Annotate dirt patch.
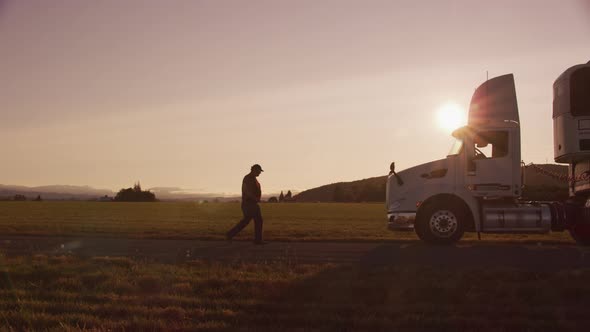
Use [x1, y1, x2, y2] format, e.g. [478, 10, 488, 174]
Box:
[1, 235, 589, 270]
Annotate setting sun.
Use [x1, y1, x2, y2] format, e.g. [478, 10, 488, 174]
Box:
[436, 102, 467, 133]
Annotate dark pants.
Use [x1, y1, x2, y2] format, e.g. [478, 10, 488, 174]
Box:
[227, 202, 263, 242]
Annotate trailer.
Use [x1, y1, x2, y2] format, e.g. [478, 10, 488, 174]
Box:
[386, 61, 590, 245]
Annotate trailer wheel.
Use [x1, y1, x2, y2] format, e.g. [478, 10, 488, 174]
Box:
[569, 224, 590, 246]
[415, 200, 465, 245]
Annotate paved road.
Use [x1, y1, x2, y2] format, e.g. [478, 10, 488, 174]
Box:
[1, 235, 590, 270]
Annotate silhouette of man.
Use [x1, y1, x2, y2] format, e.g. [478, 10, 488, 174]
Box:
[226, 164, 266, 244]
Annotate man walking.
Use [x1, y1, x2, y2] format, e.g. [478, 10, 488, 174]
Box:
[226, 164, 266, 244]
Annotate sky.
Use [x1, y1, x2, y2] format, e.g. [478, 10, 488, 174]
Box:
[1, 0, 590, 195]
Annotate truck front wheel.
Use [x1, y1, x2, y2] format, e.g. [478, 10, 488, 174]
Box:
[415, 201, 466, 245]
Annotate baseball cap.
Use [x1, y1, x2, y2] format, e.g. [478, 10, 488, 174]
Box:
[251, 164, 264, 172]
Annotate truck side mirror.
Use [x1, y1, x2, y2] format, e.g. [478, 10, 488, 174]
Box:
[389, 162, 404, 185]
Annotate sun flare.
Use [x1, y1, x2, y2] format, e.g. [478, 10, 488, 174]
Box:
[436, 102, 467, 133]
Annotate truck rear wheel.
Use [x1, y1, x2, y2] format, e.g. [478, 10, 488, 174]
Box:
[569, 224, 590, 246]
[416, 200, 465, 245]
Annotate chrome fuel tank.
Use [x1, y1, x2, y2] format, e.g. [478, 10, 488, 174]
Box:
[482, 204, 552, 233]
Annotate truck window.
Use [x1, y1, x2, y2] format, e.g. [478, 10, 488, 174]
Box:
[571, 67, 590, 116]
[447, 138, 463, 156]
[473, 131, 508, 159]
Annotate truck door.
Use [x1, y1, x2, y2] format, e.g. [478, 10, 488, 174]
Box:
[465, 129, 516, 197]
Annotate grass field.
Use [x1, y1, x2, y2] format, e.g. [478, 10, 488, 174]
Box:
[0, 254, 589, 331]
[0, 202, 586, 330]
[0, 201, 575, 243]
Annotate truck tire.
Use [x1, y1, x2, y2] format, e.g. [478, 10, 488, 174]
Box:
[415, 200, 466, 245]
[569, 224, 590, 246]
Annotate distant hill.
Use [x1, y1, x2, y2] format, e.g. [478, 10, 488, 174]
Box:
[0, 184, 115, 201]
[294, 164, 569, 203]
[0, 164, 570, 202]
[521, 164, 568, 201]
[149, 187, 240, 202]
[0, 184, 239, 202]
[294, 176, 387, 203]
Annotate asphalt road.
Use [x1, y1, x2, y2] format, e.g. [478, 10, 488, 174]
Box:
[1, 235, 590, 270]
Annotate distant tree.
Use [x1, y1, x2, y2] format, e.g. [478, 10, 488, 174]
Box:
[357, 183, 386, 202]
[33, 195, 43, 201]
[13, 194, 26, 201]
[114, 182, 157, 202]
[267, 196, 278, 203]
[279, 191, 284, 202]
[333, 184, 354, 202]
[285, 190, 292, 200]
[333, 185, 344, 202]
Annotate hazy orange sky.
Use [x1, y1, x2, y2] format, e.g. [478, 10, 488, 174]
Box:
[1, 0, 590, 195]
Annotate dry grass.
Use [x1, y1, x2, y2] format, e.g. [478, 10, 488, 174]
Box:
[0, 202, 582, 330]
[0, 201, 575, 244]
[0, 254, 588, 331]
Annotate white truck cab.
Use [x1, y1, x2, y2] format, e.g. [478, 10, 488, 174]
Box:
[387, 63, 590, 245]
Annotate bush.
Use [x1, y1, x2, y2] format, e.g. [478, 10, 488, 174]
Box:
[13, 194, 26, 201]
[114, 182, 157, 202]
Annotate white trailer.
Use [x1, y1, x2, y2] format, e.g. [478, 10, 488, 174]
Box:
[386, 61, 590, 245]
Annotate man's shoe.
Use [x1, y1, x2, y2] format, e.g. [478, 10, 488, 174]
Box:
[253, 240, 268, 245]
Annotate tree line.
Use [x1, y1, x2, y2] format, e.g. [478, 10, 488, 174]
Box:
[332, 182, 386, 202]
[0, 194, 43, 201]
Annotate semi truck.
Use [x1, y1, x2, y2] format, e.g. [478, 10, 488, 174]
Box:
[386, 61, 590, 245]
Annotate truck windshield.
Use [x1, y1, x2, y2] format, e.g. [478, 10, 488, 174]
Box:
[448, 138, 463, 156]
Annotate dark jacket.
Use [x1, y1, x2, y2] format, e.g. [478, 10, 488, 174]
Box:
[242, 173, 261, 204]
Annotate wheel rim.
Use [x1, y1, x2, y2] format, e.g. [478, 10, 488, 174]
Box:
[429, 210, 458, 238]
